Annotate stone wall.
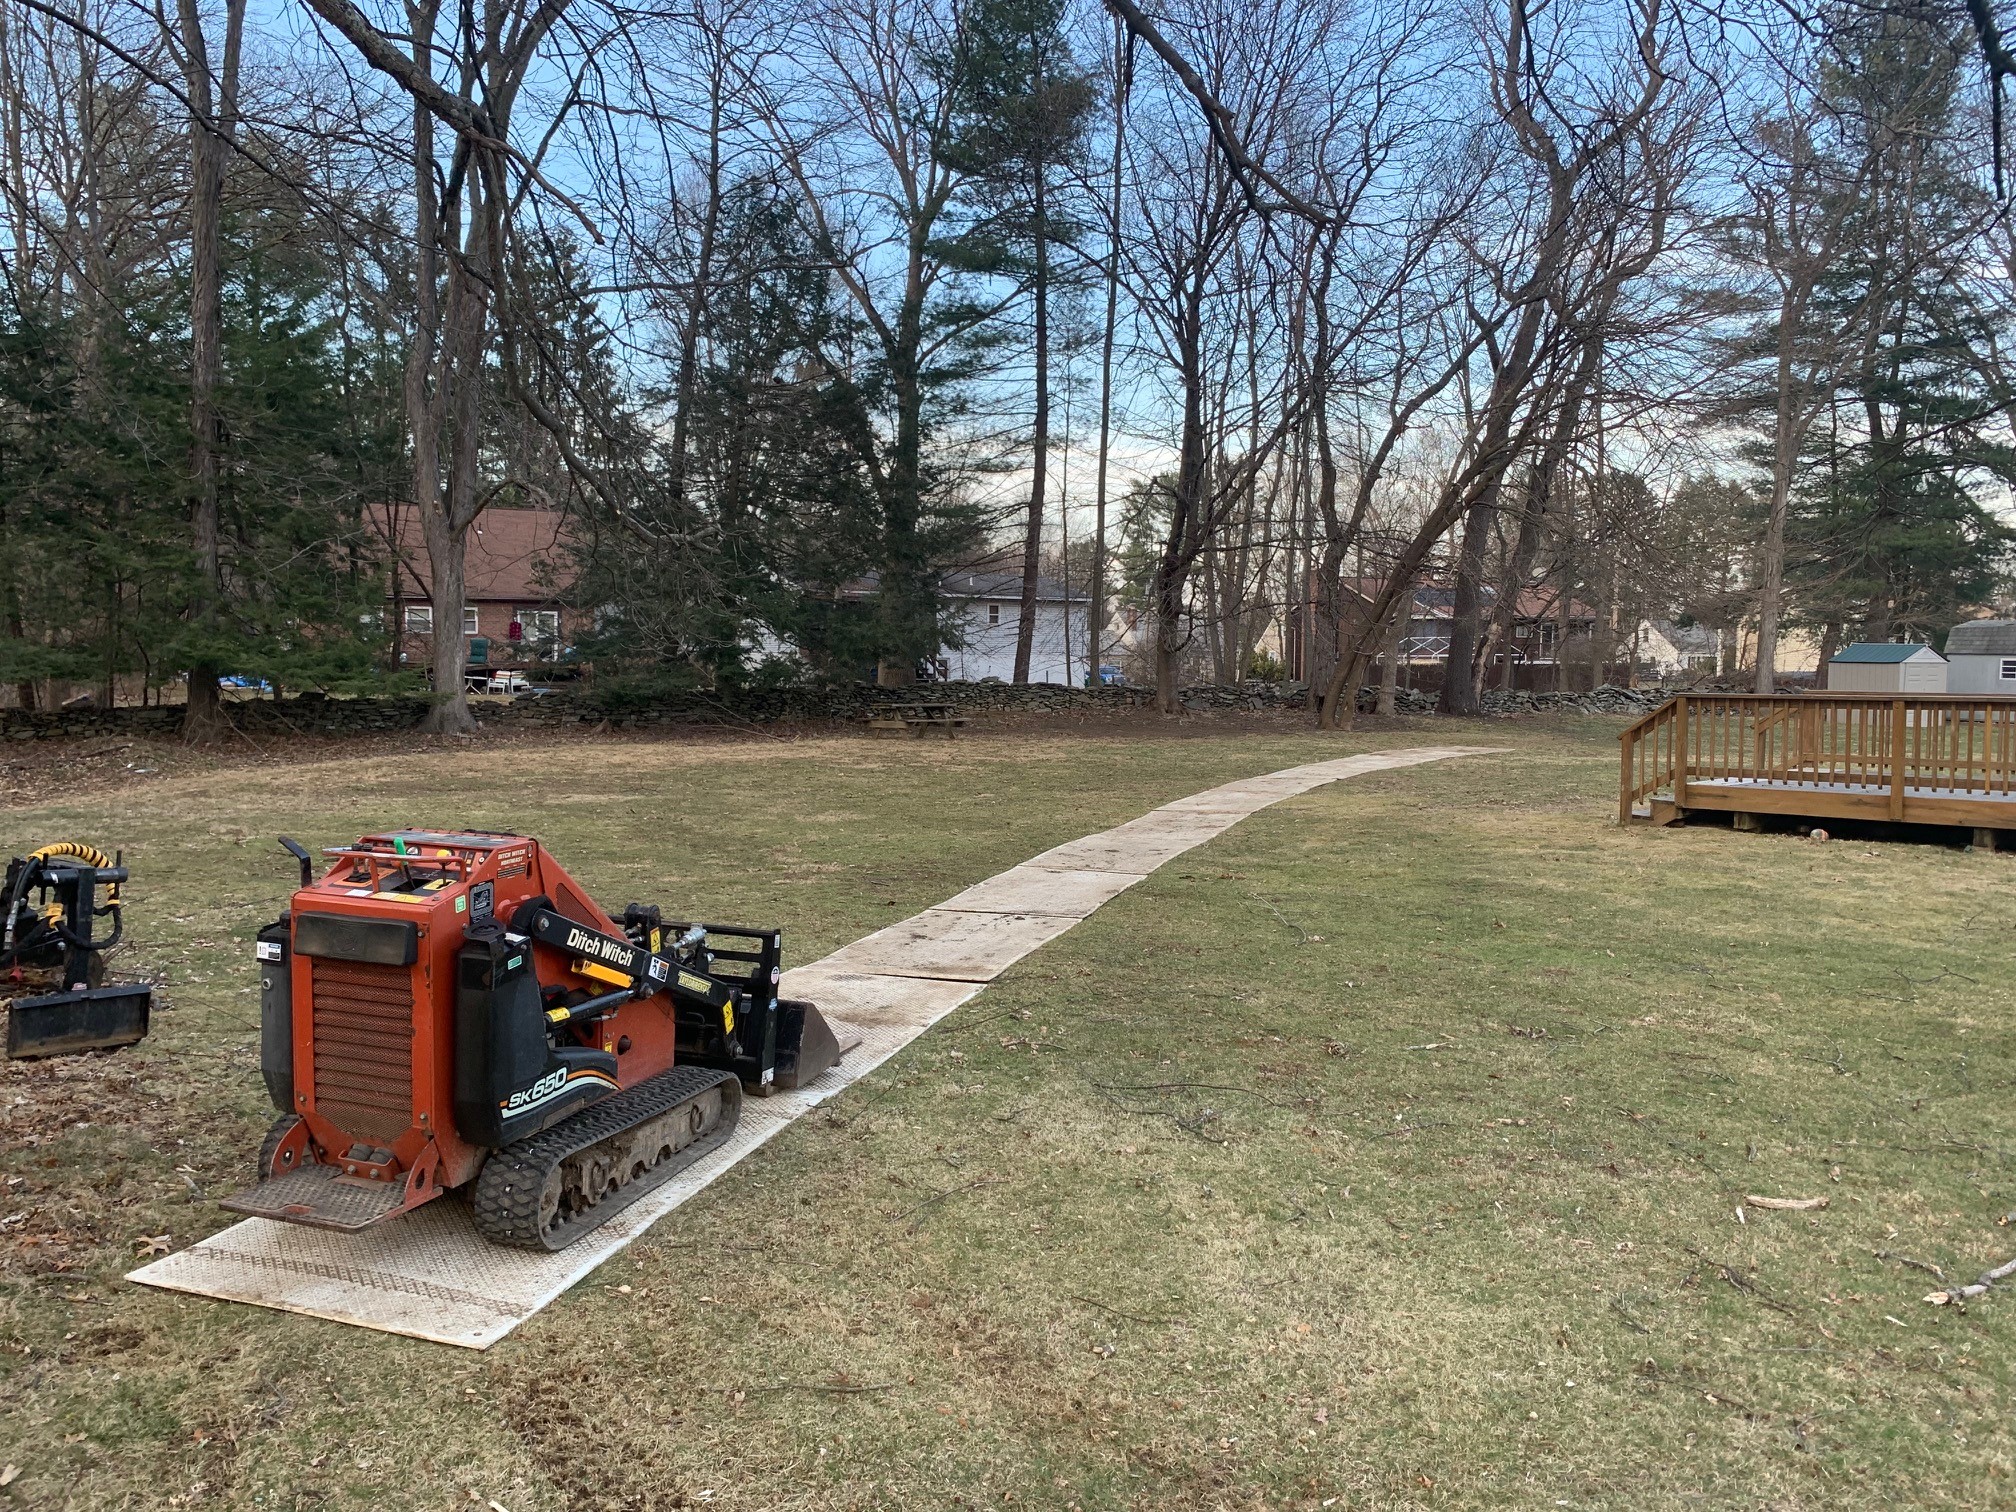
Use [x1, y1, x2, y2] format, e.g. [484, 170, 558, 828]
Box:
[1, 678, 1667, 745]
[0, 681, 1155, 743]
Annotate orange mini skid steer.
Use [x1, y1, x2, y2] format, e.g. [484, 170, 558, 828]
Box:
[222, 830, 841, 1250]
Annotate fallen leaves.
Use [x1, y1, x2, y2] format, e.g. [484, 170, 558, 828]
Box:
[132, 1233, 172, 1258]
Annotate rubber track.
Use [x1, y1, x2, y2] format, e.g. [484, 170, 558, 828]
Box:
[256, 1115, 302, 1179]
[471, 1065, 741, 1251]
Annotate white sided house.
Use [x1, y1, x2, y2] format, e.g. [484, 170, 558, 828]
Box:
[1943, 620, 2016, 695]
[935, 570, 1091, 685]
[1826, 642, 1948, 694]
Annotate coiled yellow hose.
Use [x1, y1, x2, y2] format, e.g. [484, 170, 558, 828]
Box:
[25, 842, 119, 901]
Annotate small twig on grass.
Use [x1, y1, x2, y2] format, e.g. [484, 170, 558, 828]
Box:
[1092, 1081, 1279, 1100]
[1685, 1246, 1800, 1318]
[1873, 1250, 1945, 1282]
[1744, 1195, 1829, 1212]
[945, 1008, 1033, 1037]
[895, 1176, 1003, 1233]
[1251, 896, 1309, 943]
[1923, 1254, 2016, 1306]
[1373, 1121, 1454, 1140]
[1608, 1295, 1652, 1335]
[1070, 1294, 1178, 1326]
[744, 1381, 897, 1395]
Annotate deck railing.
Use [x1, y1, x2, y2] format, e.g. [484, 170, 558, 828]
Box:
[1618, 693, 2016, 823]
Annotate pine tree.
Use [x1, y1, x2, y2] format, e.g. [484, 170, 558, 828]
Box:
[1788, 10, 2015, 643]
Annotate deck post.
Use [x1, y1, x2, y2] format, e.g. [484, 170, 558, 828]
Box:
[1890, 698, 1907, 821]
[1618, 730, 1633, 825]
[1673, 696, 1690, 811]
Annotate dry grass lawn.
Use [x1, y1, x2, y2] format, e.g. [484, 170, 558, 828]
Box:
[1, 713, 2012, 1510]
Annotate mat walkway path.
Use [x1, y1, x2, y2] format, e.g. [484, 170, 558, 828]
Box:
[130, 745, 1506, 1347]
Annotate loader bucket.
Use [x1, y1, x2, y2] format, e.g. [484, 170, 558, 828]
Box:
[5, 984, 152, 1059]
[772, 997, 842, 1091]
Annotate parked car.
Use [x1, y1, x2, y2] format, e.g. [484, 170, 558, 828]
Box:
[1097, 664, 1124, 686]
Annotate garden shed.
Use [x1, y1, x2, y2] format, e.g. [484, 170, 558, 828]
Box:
[1943, 620, 2016, 695]
[1826, 642, 1948, 693]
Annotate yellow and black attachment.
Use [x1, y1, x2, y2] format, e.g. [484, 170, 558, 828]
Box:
[2, 842, 151, 1059]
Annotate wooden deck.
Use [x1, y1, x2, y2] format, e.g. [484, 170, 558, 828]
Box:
[1620, 693, 2016, 836]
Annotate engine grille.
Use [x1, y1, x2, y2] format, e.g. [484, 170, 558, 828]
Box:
[309, 958, 415, 1142]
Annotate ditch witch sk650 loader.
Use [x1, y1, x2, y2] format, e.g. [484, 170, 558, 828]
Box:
[222, 830, 841, 1251]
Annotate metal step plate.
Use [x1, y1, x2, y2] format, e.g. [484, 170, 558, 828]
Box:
[219, 1163, 409, 1232]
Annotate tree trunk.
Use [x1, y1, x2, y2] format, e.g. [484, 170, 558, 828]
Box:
[1439, 500, 1494, 715]
[1013, 154, 1049, 684]
[1754, 306, 1800, 695]
[1089, 19, 1128, 686]
[1307, 398, 1346, 725]
[177, 0, 245, 745]
[1813, 620, 1841, 688]
[1376, 594, 1405, 716]
[666, 72, 725, 513]
[401, 0, 478, 737]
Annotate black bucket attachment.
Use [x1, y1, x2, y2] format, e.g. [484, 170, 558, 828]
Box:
[773, 997, 842, 1091]
[5, 983, 152, 1060]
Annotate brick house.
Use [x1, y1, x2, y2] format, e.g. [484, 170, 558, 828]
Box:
[366, 504, 579, 682]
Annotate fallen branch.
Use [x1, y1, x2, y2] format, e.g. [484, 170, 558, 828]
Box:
[1070, 1294, 1177, 1326]
[1685, 1247, 1799, 1318]
[895, 1176, 1003, 1233]
[1924, 1254, 2016, 1306]
[1744, 1195, 1829, 1212]
[1373, 1121, 1455, 1140]
[1092, 1081, 1278, 1099]
[1873, 1250, 1945, 1282]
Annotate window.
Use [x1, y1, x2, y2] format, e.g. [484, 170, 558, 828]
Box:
[515, 609, 560, 653]
[404, 604, 433, 635]
[1999, 658, 2016, 681]
[988, 602, 1001, 625]
[463, 606, 480, 635]
[1537, 622, 1557, 657]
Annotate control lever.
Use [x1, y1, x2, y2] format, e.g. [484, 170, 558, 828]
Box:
[277, 836, 313, 890]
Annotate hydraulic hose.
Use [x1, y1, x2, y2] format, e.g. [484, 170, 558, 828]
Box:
[4, 843, 124, 963]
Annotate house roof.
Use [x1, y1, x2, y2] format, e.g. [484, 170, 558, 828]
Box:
[941, 569, 1088, 604]
[1944, 619, 2016, 656]
[367, 502, 573, 603]
[1340, 578, 1595, 622]
[841, 568, 1090, 604]
[1647, 618, 1719, 656]
[1831, 642, 1944, 664]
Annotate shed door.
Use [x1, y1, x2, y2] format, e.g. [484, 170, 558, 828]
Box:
[1902, 660, 1948, 693]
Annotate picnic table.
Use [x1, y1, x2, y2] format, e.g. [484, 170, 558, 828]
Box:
[865, 700, 969, 739]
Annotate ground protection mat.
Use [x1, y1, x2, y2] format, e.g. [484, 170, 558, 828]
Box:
[128, 745, 1505, 1346]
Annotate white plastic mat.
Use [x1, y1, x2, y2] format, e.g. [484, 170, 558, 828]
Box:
[127, 745, 1502, 1347]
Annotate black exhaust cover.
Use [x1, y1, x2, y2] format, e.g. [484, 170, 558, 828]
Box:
[257, 918, 294, 1112]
